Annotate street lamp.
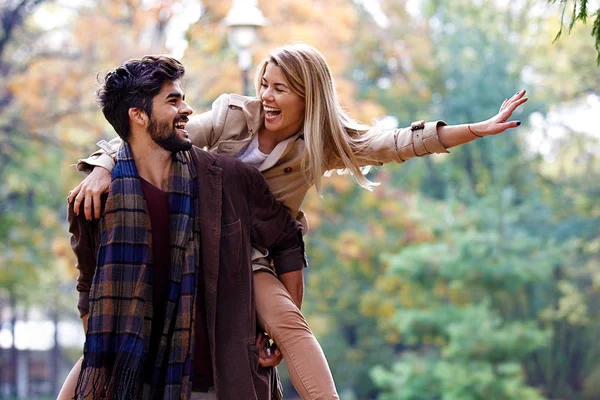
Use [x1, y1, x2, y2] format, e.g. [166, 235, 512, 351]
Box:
[224, 0, 266, 96]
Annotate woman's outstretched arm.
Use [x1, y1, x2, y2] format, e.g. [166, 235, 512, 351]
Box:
[437, 89, 527, 148]
[328, 89, 528, 170]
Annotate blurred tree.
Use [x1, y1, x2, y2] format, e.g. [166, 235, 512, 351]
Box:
[0, 0, 48, 106]
[305, 0, 599, 398]
[369, 192, 561, 399]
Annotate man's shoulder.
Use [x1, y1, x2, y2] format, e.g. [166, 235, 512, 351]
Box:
[189, 146, 259, 177]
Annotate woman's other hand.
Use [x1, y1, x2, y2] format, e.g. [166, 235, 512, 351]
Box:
[256, 332, 283, 368]
[68, 167, 111, 220]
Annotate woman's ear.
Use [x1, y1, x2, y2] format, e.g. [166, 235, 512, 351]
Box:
[128, 108, 147, 127]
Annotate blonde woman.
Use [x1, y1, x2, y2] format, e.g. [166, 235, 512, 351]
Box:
[65, 43, 527, 399]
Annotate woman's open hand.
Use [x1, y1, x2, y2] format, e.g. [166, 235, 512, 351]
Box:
[470, 89, 528, 137]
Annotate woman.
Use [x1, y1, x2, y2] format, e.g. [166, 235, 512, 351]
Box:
[64, 43, 527, 399]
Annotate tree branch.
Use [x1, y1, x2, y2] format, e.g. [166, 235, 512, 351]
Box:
[549, 0, 600, 64]
[0, 0, 47, 61]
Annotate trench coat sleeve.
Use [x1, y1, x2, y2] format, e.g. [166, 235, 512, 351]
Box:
[248, 167, 307, 276]
[68, 202, 98, 318]
[76, 137, 121, 174]
[327, 120, 450, 169]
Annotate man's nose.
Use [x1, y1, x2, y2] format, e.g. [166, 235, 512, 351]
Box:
[180, 101, 193, 115]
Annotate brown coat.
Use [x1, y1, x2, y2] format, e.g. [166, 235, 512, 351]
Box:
[79, 94, 449, 225]
[69, 146, 307, 399]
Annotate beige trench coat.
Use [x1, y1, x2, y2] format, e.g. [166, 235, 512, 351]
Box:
[80, 93, 449, 228]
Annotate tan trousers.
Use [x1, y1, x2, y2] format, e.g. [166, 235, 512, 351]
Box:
[254, 271, 339, 400]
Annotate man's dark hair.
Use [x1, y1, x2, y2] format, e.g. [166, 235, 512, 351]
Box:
[97, 55, 185, 141]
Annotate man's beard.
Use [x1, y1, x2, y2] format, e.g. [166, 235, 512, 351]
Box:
[148, 116, 192, 152]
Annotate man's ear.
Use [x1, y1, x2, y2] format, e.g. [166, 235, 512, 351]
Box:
[128, 108, 147, 127]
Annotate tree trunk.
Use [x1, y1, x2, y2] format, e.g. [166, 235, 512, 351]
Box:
[462, 145, 478, 194]
[9, 290, 17, 398]
[51, 307, 60, 397]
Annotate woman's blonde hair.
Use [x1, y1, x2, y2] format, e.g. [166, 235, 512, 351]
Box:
[254, 43, 380, 194]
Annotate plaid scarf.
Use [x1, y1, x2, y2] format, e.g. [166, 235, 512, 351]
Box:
[75, 142, 200, 400]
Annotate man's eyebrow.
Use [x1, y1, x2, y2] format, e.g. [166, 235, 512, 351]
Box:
[166, 92, 184, 100]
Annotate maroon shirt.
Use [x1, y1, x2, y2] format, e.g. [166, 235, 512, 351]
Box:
[140, 178, 213, 391]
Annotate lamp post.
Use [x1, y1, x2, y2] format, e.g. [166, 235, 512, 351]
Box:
[224, 0, 266, 96]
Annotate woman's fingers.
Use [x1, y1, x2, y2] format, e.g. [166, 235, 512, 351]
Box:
[71, 168, 112, 219]
[501, 121, 521, 131]
[499, 96, 528, 121]
[501, 90, 527, 111]
[502, 97, 528, 119]
[511, 96, 528, 110]
[73, 189, 83, 216]
[68, 183, 82, 204]
[93, 191, 102, 221]
[72, 184, 99, 220]
[510, 89, 526, 101]
[83, 191, 93, 221]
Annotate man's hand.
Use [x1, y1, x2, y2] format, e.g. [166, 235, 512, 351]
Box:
[256, 332, 282, 368]
[68, 167, 111, 220]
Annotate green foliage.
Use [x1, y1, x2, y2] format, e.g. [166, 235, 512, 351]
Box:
[549, 0, 600, 64]
[0, 127, 75, 310]
[372, 356, 545, 400]
[365, 188, 556, 398]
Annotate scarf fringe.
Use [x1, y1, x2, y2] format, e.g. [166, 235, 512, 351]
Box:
[73, 361, 142, 400]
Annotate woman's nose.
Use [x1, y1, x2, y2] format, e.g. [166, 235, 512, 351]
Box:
[261, 86, 274, 101]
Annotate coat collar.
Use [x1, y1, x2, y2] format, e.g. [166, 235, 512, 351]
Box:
[258, 131, 303, 172]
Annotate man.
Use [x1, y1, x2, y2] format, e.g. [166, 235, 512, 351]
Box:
[64, 55, 306, 399]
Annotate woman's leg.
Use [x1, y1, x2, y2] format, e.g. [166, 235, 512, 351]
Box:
[57, 356, 83, 400]
[254, 271, 339, 400]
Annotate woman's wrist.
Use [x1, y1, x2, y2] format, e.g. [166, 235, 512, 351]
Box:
[468, 124, 483, 138]
[467, 122, 489, 138]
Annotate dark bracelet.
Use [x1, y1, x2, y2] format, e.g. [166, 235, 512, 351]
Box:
[468, 125, 484, 138]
